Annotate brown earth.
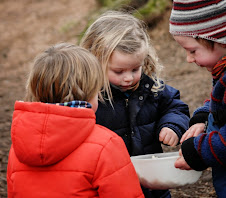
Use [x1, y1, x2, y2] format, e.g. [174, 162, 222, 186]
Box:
[0, 0, 216, 197]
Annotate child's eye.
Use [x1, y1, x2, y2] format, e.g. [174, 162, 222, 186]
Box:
[133, 68, 139, 72]
[190, 50, 195, 54]
[114, 71, 122, 74]
[133, 66, 142, 72]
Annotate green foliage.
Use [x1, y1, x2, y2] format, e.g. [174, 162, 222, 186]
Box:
[76, 0, 171, 42]
[77, 0, 131, 42]
[134, 0, 170, 20]
[97, 0, 131, 7]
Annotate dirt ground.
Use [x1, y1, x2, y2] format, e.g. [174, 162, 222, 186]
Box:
[0, 0, 216, 197]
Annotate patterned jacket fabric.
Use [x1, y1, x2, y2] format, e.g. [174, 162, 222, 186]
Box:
[96, 74, 190, 198]
[181, 56, 226, 197]
[7, 101, 144, 198]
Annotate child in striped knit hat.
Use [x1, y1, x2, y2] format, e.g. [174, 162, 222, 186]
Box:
[169, 0, 226, 197]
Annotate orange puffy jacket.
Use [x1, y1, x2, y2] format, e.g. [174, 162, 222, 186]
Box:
[7, 101, 144, 198]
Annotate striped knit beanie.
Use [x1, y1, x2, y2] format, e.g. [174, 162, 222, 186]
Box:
[169, 0, 226, 44]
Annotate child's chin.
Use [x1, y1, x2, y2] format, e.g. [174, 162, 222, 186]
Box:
[120, 87, 131, 92]
[120, 88, 127, 92]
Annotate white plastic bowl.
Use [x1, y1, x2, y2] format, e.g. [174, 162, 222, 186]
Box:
[130, 151, 202, 190]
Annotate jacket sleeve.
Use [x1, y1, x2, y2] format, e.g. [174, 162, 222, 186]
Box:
[92, 135, 144, 198]
[182, 73, 226, 169]
[189, 100, 210, 127]
[157, 85, 190, 139]
[181, 123, 226, 170]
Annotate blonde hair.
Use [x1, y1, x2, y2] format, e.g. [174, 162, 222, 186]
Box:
[80, 10, 164, 102]
[25, 43, 103, 103]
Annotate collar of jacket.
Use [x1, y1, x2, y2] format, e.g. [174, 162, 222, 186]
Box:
[52, 100, 92, 108]
[212, 55, 226, 80]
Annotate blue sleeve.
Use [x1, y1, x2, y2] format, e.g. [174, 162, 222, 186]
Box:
[182, 72, 226, 169]
[181, 124, 226, 170]
[193, 100, 210, 115]
[189, 100, 210, 126]
[157, 84, 190, 139]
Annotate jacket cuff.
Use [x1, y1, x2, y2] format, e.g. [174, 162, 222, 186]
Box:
[189, 112, 209, 127]
[181, 137, 208, 171]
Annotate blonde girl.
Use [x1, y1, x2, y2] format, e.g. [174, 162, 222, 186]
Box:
[81, 10, 163, 101]
[80, 10, 190, 198]
[7, 43, 144, 198]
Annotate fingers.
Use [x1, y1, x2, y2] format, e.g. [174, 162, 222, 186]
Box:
[178, 149, 182, 156]
[159, 129, 167, 142]
[159, 128, 179, 147]
[180, 132, 189, 143]
[180, 123, 206, 143]
[174, 157, 186, 169]
[168, 136, 178, 147]
[174, 156, 192, 170]
[180, 130, 194, 143]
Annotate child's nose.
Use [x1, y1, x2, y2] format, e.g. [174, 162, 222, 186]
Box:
[124, 72, 133, 82]
[186, 52, 195, 63]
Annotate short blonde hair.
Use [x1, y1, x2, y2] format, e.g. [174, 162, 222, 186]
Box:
[80, 10, 163, 102]
[25, 43, 103, 103]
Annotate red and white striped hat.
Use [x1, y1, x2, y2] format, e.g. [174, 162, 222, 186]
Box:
[169, 0, 226, 44]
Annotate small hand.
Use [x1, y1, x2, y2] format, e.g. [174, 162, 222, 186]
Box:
[159, 127, 179, 147]
[180, 123, 205, 143]
[174, 149, 192, 170]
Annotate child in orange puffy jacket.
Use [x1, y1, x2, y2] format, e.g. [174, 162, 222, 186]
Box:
[7, 43, 144, 198]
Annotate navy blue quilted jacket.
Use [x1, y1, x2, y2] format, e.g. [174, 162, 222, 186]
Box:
[96, 74, 190, 198]
[96, 74, 190, 156]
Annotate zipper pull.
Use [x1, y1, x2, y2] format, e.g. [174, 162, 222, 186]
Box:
[125, 99, 129, 107]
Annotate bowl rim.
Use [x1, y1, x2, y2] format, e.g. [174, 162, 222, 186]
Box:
[130, 151, 179, 160]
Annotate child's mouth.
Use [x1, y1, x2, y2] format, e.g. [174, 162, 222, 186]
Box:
[121, 85, 130, 89]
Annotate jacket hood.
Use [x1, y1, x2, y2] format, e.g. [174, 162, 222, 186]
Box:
[11, 101, 96, 166]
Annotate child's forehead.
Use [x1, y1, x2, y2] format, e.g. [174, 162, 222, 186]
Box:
[113, 48, 147, 59]
[174, 35, 198, 47]
[109, 50, 145, 67]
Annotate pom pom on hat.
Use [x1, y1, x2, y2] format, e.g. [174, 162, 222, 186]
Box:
[169, 0, 226, 44]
